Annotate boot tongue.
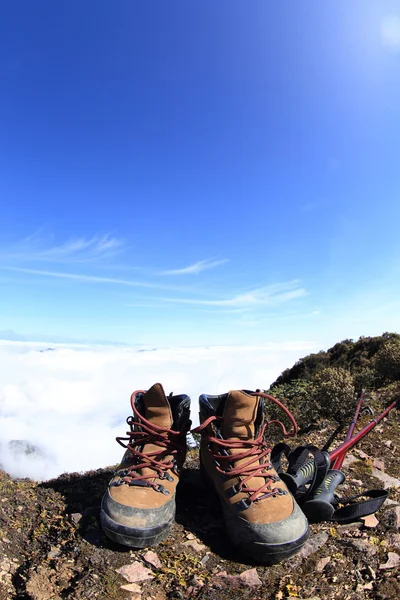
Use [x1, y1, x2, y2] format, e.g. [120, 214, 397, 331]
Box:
[222, 390, 260, 440]
[141, 383, 173, 429]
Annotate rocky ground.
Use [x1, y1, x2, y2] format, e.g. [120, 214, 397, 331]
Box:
[0, 402, 399, 600]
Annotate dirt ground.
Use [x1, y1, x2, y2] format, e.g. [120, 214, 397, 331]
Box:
[0, 406, 399, 600]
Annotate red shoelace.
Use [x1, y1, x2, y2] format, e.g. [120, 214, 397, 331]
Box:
[114, 390, 185, 492]
[192, 392, 298, 503]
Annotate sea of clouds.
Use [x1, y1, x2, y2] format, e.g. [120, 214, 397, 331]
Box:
[0, 339, 318, 481]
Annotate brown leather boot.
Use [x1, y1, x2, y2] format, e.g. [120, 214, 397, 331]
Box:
[101, 383, 191, 547]
[193, 389, 309, 563]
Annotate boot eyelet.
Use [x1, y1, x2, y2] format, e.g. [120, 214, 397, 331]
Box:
[155, 484, 170, 495]
[236, 498, 253, 512]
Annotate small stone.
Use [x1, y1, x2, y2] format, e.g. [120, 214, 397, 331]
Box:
[120, 583, 141, 593]
[239, 568, 262, 587]
[342, 455, 357, 468]
[143, 551, 161, 569]
[354, 449, 370, 460]
[387, 533, 400, 550]
[371, 469, 400, 490]
[363, 582, 374, 590]
[379, 552, 400, 570]
[361, 514, 379, 528]
[47, 546, 61, 560]
[366, 565, 376, 580]
[346, 539, 378, 557]
[384, 506, 400, 530]
[186, 533, 195, 540]
[384, 440, 392, 448]
[316, 556, 331, 572]
[183, 539, 206, 552]
[298, 532, 329, 560]
[69, 512, 82, 525]
[350, 479, 363, 486]
[336, 522, 362, 535]
[191, 575, 204, 588]
[373, 459, 384, 471]
[116, 561, 154, 583]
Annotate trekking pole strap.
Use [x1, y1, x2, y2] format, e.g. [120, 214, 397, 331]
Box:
[329, 489, 390, 524]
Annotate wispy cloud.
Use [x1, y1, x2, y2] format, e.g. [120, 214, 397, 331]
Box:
[160, 258, 228, 276]
[381, 15, 400, 50]
[158, 280, 307, 308]
[2, 233, 124, 264]
[1, 266, 168, 289]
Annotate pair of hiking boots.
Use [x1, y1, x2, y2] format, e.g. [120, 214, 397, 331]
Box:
[100, 383, 309, 564]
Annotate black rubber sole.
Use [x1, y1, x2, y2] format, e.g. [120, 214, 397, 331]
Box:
[100, 509, 173, 548]
[200, 461, 309, 564]
[238, 526, 309, 564]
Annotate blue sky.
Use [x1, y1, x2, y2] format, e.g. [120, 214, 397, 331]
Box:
[1, 1, 400, 347]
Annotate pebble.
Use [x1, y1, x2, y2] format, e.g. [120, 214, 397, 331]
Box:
[183, 539, 206, 552]
[143, 551, 161, 569]
[69, 512, 82, 525]
[116, 561, 154, 583]
[361, 514, 379, 528]
[373, 459, 385, 471]
[379, 552, 400, 569]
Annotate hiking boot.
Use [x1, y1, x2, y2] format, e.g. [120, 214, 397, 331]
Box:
[193, 389, 309, 563]
[101, 383, 191, 548]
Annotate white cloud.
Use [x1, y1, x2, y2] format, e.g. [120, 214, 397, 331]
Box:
[161, 258, 228, 276]
[159, 281, 307, 308]
[0, 339, 318, 480]
[1, 233, 124, 264]
[381, 15, 400, 50]
[1, 266, 168, 289]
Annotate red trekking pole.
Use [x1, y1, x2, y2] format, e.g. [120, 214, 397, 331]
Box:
[329, 395, 398, 468]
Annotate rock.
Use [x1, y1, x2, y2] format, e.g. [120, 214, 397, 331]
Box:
[183, 539, 206, 552]
[190, 574, 204, 588]
[213, 568, 261, 588]
[345, 539, 378, 557]
[336, 522, 362, 535]
[143, 551, 161, 569]
[120, 583, 142, 593]
[239, 568, 262, 587]
[214, 571, 241, 588]
[350, 479, 363, 486]
[116, 561, 154, 583]
[342, 455, 358, 468]
[382, 506, 400, 530]
[298, 532, 329, 560]
[354, 449, 370, 460]
[371, 469, 400, 490]
[384, 440, 392, 448]
[379, 552, 400, 570]
[316, 556, 331, 572]
[69, 513, 82, 525]
[47, 545, 61, 560]
[186, 532, 195, 539]
[373, 459, 385, 471]
[386, 533, 400, 550]
[361, 514, 379, 528]
[363, 581, 374, 590]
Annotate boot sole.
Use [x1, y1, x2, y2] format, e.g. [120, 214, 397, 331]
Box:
[200, 462, 309, 564]
[100, 509, 173, 548]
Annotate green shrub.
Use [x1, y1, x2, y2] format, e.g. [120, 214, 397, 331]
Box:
[312, 366, 356, 423]
[374, 340, 400, 385]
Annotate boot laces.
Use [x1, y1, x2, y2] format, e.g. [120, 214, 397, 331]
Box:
[114, 390, 185, 493]
[192, 391, 298, 503]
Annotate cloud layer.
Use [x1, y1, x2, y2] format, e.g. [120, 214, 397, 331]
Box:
[0, 339, 317, 480]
